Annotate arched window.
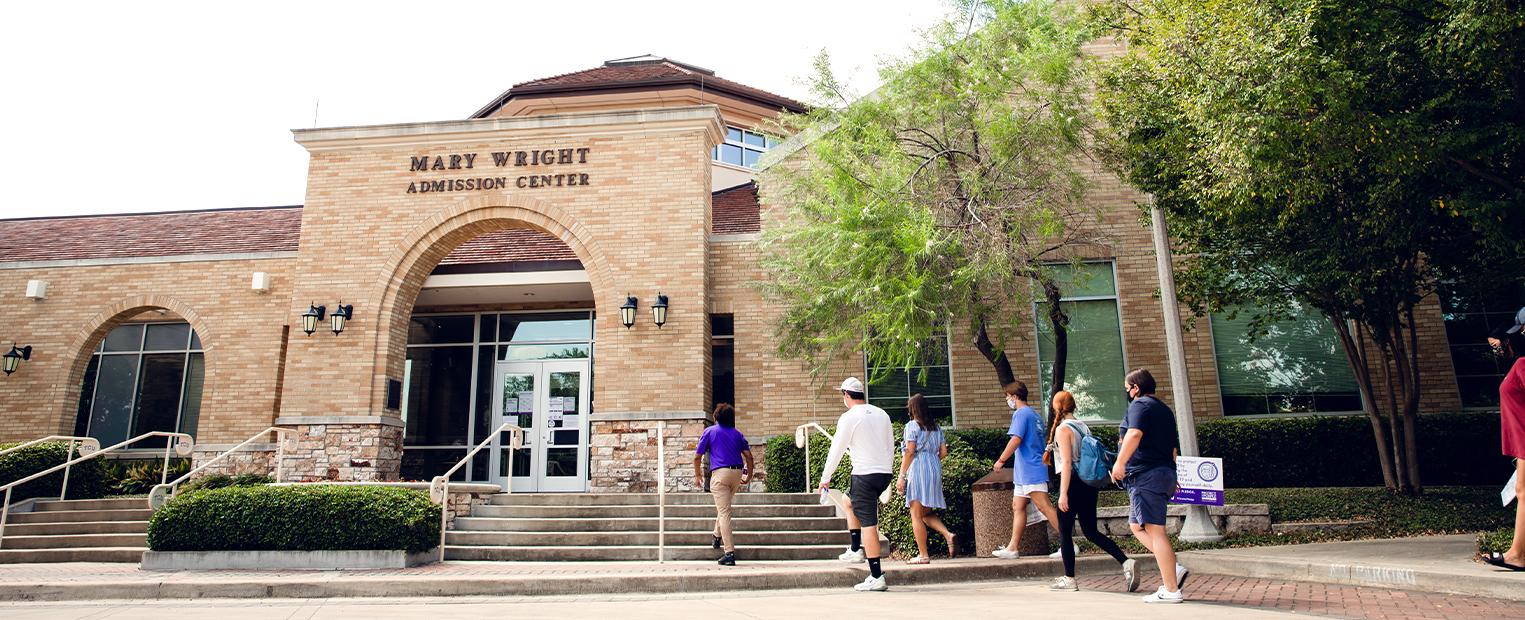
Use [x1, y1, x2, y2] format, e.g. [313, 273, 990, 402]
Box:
[74, 321, 204, 447]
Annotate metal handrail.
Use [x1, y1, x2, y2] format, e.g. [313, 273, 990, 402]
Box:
[794, 421, 891, 505]
[0, 431, 192, 549]
[428, 422, 524, 562]
[147, 427, 296, 510]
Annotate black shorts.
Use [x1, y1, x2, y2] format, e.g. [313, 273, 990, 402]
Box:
[849, 473, 893, 527]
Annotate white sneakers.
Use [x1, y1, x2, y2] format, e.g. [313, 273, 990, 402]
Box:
[1047, 544, 1080, 559]
[854, 574, 888, 592]
[1123, 558, 1140, 592]
[1049, 576, 1078, 591]
[1142, 586, 1184, 603]
[1175, 563, 1191, 589]
[992, 545, 1021, 560]
[838, 547, 866, 563]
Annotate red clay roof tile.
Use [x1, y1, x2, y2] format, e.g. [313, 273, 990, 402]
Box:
[0, 207, 303, 262]
[712, 182, 761, 235]
[472, 57, 807, 118]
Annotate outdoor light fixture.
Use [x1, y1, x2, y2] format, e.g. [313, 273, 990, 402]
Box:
[2, 344, 31, 376]
[652, 294, 669, 328]
[300, 303, 326, 336]
[330, 303, 353, 336]
[620, 296, 638, 329]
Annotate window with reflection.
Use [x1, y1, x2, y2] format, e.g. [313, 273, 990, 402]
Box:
[1035, 262, 1128, 421]
[865, 333, 955, 426]
[712, 126, 778, 168]
[1210, 305, 1361, 415]
[75, 322, 204, 448]
[1440, 284, 1525, 408]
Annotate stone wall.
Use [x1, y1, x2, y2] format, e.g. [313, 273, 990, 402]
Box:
[188, 444, 278, 479]
[589, 417, 706, 493]
[276, 418, 403, 482]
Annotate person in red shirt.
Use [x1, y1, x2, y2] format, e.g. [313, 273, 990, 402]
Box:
[1486, 318, 1525, 571]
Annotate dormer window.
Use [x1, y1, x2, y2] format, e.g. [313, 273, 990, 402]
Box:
[713, 126, 779, 168]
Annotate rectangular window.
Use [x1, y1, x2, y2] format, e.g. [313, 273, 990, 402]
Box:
[1035, 262, 1128, 421]
[712, 126, 773, 169]
[1210, 307, 1361, 415]
[710, 314, 735, 410]
[866, 333, 955, 426]
[1440, 284, 1525, 408]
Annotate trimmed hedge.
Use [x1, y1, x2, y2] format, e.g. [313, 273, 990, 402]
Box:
[180, 473, 274, 493]
[0, 441, 107, 501]
[765, 412, 1510, 491]
[148, 485, 440, 553]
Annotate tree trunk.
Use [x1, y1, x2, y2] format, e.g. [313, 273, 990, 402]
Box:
[1042, 279, 1070, 402]
[1378, 342, 1411, 494]
[1333, 318, 1399, 491]
[1397, 309, 1425, 493]
[973, 319, 1016, 387]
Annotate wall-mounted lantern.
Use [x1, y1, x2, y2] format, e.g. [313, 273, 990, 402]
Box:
[620, 296, 638, 329]
[652, 294, 669, 329]
[300, 303, 327, 336]
[2, 344, 31, 375]
[330, 304, 353, 336]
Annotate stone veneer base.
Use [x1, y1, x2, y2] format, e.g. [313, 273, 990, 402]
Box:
[141, 548, 439, 571]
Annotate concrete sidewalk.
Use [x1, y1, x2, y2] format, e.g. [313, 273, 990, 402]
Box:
[0, 555, 1125, 601]
[1180, 534, 1524, 602]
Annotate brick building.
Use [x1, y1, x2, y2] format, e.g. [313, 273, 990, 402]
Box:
[0, 55, 1515, 493]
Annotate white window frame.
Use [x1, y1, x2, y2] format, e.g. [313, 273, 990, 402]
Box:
[712, 126, 777, 169]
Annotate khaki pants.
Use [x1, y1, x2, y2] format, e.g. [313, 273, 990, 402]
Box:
[710, 467, 743, 552]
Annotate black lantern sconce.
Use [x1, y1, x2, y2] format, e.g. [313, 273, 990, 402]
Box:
[300, 303, 326, 337]
[620, 296, 638, 329]
[652, 294, 669, 329]
[330, 304, 353, 336]
[2, 344, 31, 376]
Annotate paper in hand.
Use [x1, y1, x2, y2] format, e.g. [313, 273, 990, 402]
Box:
[1504, 470, 1519, 508]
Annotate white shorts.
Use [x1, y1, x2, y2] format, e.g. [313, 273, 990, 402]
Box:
[1012, 483, 1049, 498]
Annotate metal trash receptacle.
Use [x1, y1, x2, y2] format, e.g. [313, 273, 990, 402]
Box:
[971, 468, 1052, 557]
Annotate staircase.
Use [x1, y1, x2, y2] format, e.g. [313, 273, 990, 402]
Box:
[0, 498, 149, 563]
[445, 492, 849, 561]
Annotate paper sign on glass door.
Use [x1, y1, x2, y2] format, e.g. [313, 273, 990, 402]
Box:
[516, 391, 534, 413]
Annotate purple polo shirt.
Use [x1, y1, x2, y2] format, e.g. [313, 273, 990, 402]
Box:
[696, 425, 750, 470]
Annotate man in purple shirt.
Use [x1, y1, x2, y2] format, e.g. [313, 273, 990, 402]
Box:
[694, 403, 753, 565]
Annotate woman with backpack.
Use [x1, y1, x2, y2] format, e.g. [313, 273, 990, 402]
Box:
[1046, 390, 1139, 592]
[895, 394, 956, 564]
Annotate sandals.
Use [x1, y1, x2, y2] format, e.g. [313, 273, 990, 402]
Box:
[943, 532, 958, 559]
[1484, 553, 1525, 571]
[905, 556, 932, 565]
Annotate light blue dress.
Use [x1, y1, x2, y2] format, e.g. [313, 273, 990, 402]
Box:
[902, 420, 947, 509]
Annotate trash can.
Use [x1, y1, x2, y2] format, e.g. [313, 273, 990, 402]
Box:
[971, 468, 1052, 557]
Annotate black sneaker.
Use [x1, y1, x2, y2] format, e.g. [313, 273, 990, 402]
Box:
[718, 552, 736, 566]
[712, 535, 723, 550]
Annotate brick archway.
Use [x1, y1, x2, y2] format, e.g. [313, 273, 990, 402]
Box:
[366, 192, 617, 409]
[58, 294, 218, 432]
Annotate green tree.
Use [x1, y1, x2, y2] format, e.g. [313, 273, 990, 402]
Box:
[757, 0, 1105, 399]
[1094, 0, 1525, 493]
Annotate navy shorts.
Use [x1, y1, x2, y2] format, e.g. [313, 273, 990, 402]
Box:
[849, 473, 893, 527]
[1125, 466, 1176, 526]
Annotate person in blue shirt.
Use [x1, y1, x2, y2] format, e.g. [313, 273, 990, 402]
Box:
[991, 380, 1062, 559]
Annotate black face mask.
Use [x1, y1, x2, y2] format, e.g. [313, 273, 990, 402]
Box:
[1125, 387, 1135, 403]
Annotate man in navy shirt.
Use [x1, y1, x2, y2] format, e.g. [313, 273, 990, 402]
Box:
[1110, 368, 1190, 604]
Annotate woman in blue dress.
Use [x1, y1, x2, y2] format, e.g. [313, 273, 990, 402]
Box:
[896, 394, 956, 563]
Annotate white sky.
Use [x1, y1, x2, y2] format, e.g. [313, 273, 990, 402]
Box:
[0, 1, 952, 220]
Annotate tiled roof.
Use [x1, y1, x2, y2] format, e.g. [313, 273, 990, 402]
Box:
[0, 207, 303, 262]
[713, 182, 761, 235]
[438, 228, 579, 265]
[471, 56, 807, 118]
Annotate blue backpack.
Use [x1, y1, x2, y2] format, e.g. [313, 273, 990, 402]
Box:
[1064, 420, 1119, 489]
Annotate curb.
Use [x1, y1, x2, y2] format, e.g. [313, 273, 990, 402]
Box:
[0, 556, 1124, 601]
[1178, 550, 1525, 603]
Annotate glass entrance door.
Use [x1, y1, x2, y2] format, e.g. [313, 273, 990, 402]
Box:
[489, 360, 590, 492]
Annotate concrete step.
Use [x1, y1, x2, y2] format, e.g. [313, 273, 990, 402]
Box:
[0, 547, 143, 564]
[452, 516, 847, 532]
[31, 498, 148, 512]
[0, 521, 148, 536]
[442, 544, 843, 562]
[445, 530, 846, 547]
[0, 533, 146, 550]
[470, 504, 834, 519]
[6, 509, 154, 524]
[485, 493, 822, 506]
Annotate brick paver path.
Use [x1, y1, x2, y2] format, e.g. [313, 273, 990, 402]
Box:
[1077, 573, 1525, 620]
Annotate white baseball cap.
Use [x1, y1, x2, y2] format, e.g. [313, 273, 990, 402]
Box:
[840, 377, 865, 393]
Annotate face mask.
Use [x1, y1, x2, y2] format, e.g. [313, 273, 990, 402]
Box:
[1124, 387, 1135, 403]
[1006, 397, 1017, 410]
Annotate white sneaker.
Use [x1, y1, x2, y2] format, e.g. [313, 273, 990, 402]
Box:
[1175, 563, 1191, 590]
[1049, 576, 1078, 591]
[854, 574, 888, 592]
[1122, 558, 1140, 592]
[991, 546, 1021, 560]
[1142, 586, 1184, 603]
[1048, 543, 1080, 559]
[838, 547, 866, 563]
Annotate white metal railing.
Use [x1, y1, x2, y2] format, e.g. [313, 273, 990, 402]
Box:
[0, 431, 192, 549]
[794, 421, 891, 506]
[147, 427, 296, 510]
[428, 422, 524, 562]
[657, 421, 667, 564]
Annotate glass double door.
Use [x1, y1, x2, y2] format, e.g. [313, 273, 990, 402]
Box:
[489, 360, 590, 492]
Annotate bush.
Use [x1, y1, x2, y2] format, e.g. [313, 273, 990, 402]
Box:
[875, 435, 991, 557]
[1478, 528, 1513, 555]
[0, 441, 108, 501]
[105, 459, 191, 496]
[1098, 486, 1512, 533]
[180, 473, 274, 493]
[148, 485, 440, 553]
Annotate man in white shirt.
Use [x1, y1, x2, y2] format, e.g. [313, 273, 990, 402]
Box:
[818, 377, 895, 592]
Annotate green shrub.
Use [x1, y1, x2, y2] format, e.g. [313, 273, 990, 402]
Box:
[180, 473, 274, 493]
[104, 459, 191, 496]
[0, 441, 107, 501]
[1478, 528, 1513, 555]
[148, 485, 440, 553]
[1098, 486, 1511, 534]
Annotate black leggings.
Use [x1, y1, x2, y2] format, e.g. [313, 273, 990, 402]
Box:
[1058, 479, 1129, 577]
